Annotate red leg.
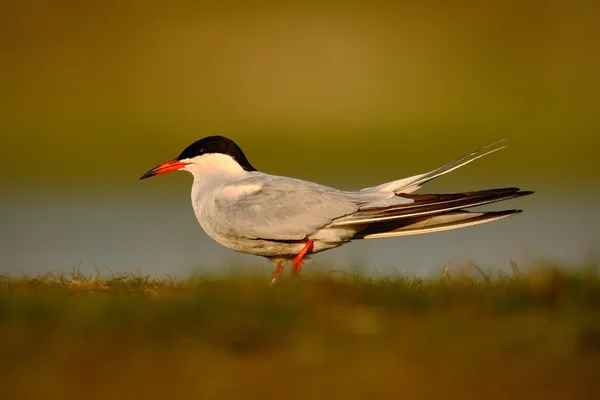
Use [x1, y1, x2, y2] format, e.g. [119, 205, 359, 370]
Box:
[290, 240, 314, 276]
[272, 262, 285, 283]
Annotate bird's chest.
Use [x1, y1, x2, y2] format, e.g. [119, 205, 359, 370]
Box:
[191, 188, 244, 245]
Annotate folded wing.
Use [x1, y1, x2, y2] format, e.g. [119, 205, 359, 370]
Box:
[331, 187, 532, 227]
[354, 210, 522, 239]
[213, 175, 359, 241]
[328, 187, 533, 239]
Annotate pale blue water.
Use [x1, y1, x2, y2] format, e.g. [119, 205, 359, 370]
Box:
[1, 190, 598, 278]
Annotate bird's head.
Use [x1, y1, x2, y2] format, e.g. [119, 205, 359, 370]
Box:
[140, 135, 256, 180]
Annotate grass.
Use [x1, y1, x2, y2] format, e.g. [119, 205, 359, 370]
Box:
[1, 264, 600, 399]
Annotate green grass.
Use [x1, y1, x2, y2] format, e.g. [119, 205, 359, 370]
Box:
[1, 265, 600, 399]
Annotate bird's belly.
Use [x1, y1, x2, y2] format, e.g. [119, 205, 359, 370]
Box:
[192, 197, 353, 258]
[191, 198, 296, 257]
[194, 204, 247, 252]
[197, 220, 309, 258]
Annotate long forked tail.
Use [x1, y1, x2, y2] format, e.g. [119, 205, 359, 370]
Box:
[329, 187, 534, 239]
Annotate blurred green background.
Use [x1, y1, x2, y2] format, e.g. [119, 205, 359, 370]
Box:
[1, 3, 599, 398]
[1, 0, 599, 275]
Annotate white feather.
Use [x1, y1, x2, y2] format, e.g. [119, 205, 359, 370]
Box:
[220, 183, 263, 200]
[182, 153, 247, 178]
[358, 211, 519, 239]
[360, 139, 507, 194]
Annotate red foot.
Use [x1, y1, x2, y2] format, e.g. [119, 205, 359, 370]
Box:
[272, 262, 285, 282]
[290, 240, 314, 276]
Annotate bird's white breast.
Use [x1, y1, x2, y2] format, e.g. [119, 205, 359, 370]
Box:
[189, 172, 263, 250]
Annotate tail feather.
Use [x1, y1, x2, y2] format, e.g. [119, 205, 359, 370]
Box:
[332, 187, 533, 227]
[344, 140, 532, 240]
[360, 139, 507, 195]
[353, 210, 521, 239]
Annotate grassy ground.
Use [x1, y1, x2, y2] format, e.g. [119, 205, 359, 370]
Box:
[1, 265, 599, 399]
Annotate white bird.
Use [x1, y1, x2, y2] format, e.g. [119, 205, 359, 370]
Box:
[140, 136, 533, 281]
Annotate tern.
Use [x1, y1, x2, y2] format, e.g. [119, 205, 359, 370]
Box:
[140, 136, 533, 281]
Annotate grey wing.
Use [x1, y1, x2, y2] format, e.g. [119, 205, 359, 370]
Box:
[214, 175, 360, 241]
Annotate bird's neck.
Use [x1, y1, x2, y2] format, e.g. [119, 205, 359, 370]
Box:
[189, 167, 251, 200]
[191, 169, 248, 189]
[185, 154, 254, 209]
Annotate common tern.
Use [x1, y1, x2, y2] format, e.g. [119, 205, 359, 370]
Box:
[140, 136, 533, 281]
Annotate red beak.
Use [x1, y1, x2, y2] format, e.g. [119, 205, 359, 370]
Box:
[140, 159, 189, 180]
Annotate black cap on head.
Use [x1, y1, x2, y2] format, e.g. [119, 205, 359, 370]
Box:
[177, 136, 257, 172]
